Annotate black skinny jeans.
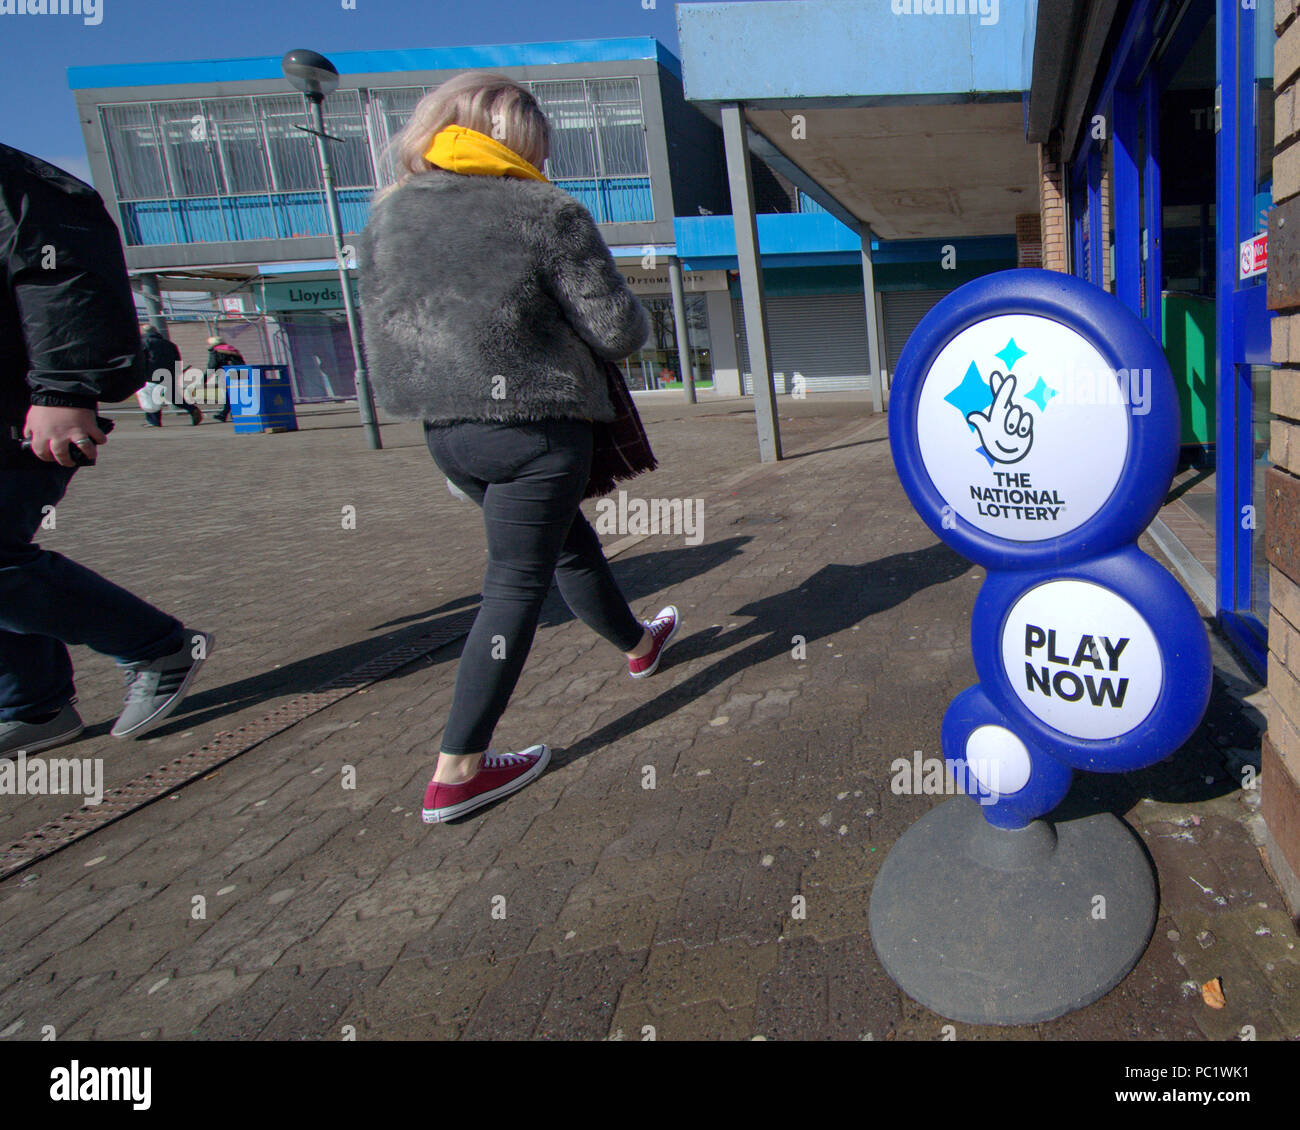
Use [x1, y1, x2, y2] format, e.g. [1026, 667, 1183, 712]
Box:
[426, 418, 645, 755]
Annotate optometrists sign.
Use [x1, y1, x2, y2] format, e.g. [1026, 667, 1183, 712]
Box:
[889, 269, 1211, 828]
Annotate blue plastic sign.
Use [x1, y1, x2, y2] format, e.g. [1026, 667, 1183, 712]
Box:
[889, 269, 1211, 828]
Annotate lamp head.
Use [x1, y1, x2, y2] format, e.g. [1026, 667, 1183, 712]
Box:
[281, 49, 339, 102]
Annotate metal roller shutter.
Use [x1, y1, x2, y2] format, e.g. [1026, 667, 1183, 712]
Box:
[882, 289, 948, 373]
[167, 322, 215, 369]
[165, 320, 271, 369]
[732, 293, 872, 394]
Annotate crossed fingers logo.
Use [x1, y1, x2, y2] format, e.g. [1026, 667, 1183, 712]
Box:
[966, 369, 1034, 464]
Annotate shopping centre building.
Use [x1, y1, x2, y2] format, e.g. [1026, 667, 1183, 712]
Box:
[68, 36, 1016, 402]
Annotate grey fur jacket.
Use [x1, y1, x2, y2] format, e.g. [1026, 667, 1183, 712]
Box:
[358, 170, 650, 425]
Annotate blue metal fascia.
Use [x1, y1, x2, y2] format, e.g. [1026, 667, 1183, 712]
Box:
[676, 0, 1032, 103]
[68, 37, 673, 90]
[675, 214, 1015, 262]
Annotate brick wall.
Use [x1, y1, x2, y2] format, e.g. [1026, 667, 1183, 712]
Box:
[1265, 0, 1300, 917]
[1015, 213, 1043, 268]
[1039, 136, 1067, 272]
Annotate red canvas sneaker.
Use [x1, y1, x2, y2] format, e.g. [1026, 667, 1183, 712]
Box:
[628, 605, 680, 679]
[422, 745, 550, 824]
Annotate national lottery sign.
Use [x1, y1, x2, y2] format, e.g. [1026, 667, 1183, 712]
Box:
[888, 269, 1211, 829]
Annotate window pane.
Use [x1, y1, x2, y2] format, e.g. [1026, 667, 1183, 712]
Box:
[321, 89, 374, 189]
[533, 80, 596, 179]
[155, 100, 222, 196]
[101, 103, 168, 200]
[208, 97, 269, 194]
[258, 93, 321, 191]
[371, 86, 426, 186]
[589, 78, 648, 177]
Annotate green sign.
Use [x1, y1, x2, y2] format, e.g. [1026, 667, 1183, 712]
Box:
[263, 280, 346, 312]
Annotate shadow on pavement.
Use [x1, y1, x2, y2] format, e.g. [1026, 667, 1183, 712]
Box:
[1050, 662, 1266, 824]
[150, 538, 758, 740]
[538, 535, 753, 631]
[782, 435, 888, 462]
[144, 597, 480, 739]
[553, 542, 972, 769]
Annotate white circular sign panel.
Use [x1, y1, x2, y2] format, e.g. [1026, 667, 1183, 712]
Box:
[915, 314, 1131, 542]
[1000, 579, 1162, 740]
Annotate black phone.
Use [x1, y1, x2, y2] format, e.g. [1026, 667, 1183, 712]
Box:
[20, 415, 115, 466]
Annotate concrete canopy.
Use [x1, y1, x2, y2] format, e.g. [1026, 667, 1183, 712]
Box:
[745, 103, 1037, 239]
[677, 0, 1040, 238]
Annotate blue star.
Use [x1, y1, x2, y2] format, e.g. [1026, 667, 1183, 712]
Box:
[995, 338, 1027, 371]
[1024, 376, 1058, 412]
[944, 361, 994, 430]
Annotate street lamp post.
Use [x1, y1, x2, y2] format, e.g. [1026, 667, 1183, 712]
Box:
[281, 48, 382, 450]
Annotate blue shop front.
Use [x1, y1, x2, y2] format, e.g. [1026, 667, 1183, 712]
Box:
[1034, 0, 1275, 670]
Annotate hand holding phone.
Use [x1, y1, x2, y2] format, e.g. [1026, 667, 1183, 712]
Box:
[20, 414, 115, 467]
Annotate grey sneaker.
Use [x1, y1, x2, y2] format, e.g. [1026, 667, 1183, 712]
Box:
[0, 704, 84, 757]
[111, 630, 213, 739]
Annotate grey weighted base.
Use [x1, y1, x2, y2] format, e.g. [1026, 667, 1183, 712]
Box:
[868, 795, 1158, 1026]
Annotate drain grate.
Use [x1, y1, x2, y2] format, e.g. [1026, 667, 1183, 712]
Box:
[0, 609, 479, 882]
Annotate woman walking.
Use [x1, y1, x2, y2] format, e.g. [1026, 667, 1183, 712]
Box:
[359, 72, 680, 824]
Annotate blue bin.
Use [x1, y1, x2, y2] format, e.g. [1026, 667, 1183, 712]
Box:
[226, 366, 298, 434]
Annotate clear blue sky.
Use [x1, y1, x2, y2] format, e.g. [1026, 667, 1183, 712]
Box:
[1, 0, 734, 183]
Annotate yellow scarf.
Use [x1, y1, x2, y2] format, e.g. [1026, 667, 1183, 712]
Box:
[424, 125, 548, 183]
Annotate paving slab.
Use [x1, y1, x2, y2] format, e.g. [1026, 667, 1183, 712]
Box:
[0, 397, 1295, 1040]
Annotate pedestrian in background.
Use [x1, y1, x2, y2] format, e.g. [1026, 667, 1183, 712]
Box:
[360, 72, 680, 824]
[206, 335, 244, 422]
[139, 323, 203, 426]
[0, 143, 213, 754]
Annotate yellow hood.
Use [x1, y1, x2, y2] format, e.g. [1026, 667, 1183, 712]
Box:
[425, 125, 548, 183]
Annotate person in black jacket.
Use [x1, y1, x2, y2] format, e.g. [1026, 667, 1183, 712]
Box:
[206, 336, 244, 423]
[139, 324, 202, 426]
[0, 143, 213, 756]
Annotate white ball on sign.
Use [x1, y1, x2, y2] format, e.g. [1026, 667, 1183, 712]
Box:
[964, 725, 1033, 795]
[999, 579, 1162, 740]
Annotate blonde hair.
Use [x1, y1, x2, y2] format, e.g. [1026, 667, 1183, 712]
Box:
[377, 71, 550, 200]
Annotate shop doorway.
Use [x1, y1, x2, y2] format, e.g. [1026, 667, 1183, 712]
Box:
[280, 314, 358, 402]
[1071, 0, 1274, 670]
[1218, 0, 1275, 660]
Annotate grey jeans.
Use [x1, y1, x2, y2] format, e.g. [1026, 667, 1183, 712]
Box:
[425, 418, 644, 754]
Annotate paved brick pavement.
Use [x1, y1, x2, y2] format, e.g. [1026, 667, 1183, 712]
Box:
[0, 395, 1295, 1041]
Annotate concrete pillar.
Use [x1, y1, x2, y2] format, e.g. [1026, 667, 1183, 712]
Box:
[705, 288, 741, 396]
[858, 224, 885, 414]
[138, 273, 167, 335]
[667, 256, 697, 404]
[721, 102, 781, 462]
[875, 288, 888, 402]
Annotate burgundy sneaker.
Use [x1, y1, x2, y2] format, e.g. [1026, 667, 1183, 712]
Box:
[628, 605, 680, 679]
[422, 744, 550, 823]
